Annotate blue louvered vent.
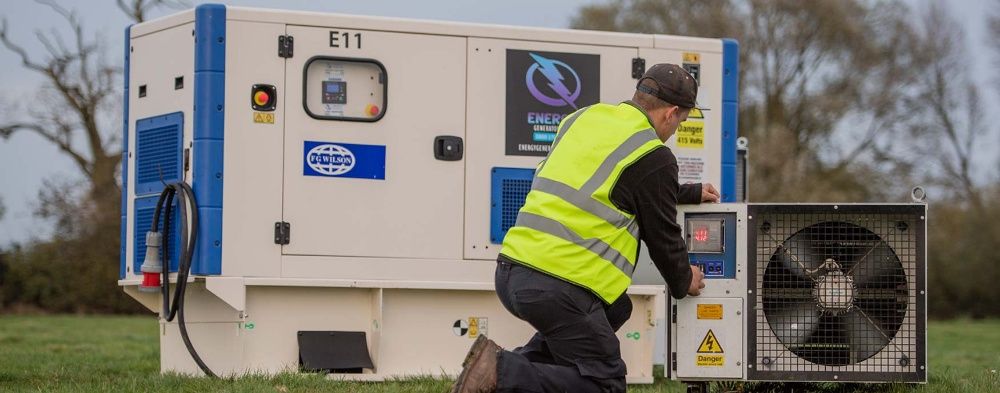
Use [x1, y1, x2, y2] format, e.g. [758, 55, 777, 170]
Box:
[133, 195, 181, 274]
[490, 167, 535, 244]
[135, 112, 184, 196]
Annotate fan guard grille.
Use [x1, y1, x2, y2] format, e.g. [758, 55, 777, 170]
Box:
[748, 206, 924, 381]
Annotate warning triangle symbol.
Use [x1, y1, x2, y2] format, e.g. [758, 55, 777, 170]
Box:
[688, 108, 704, 119]
[697, 329, 724, 353]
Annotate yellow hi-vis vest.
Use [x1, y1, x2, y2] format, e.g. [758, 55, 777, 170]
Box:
[500, 102, 663, 304]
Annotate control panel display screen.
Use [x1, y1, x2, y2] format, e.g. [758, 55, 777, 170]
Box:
[322, 81, 347, 104]
[686, 218, 724, 253]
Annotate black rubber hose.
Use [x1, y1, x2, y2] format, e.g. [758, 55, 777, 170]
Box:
[151, 182, 216, 378]
[174, 183, 215, 378]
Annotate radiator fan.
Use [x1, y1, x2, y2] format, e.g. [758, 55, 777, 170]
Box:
[762, 221, 908, 366]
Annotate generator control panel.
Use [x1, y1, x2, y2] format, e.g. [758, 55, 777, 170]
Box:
[303, 57, 386, 121]
[685, 213, 737, 279]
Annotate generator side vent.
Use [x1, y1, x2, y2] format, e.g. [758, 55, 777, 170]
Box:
[490, 167, 535, 244]
[133, 195, 181, 274]
[135, 112, 184, 196]
[747, 204, 926, 383]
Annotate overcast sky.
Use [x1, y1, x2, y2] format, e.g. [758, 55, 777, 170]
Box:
[0, 0, 996, 245]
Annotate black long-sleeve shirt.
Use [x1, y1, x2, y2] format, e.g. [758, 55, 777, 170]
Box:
[610, 146, 700, 299]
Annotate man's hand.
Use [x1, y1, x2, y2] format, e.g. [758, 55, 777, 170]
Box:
[688, 264, 706, 296]
[701, 183, 721, 203]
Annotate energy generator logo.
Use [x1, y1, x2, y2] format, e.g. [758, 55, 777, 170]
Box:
[505, 50, 600, 157]
[525, 53, 582, 109]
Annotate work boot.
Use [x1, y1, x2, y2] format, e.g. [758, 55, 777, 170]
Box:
[450, 335, 500, 393]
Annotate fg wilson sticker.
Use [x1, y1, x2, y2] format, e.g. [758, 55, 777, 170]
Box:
[303, 141, 385, 180]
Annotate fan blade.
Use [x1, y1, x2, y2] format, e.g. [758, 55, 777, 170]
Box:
[766, 303, 821, 345]
[775, 233, 823, 281]
[846, 309, 889, 363]
[851, 242, 901, 287]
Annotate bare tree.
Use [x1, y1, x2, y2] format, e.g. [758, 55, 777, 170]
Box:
[902, 3, 986, 211]
[573, 0, 923, 202]
[0, 0, 186, 313]
[116, 0, 189, 23]
[0, 0, 184, 228]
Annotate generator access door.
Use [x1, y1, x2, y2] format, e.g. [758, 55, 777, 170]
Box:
[281, 25, 467, 260]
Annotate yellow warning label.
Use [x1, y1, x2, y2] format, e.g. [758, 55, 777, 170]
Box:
[468, 317, 479, 339]
[688, 107, 704, 119]
[253, 112, 275, 124]
[683, 52, 701, 64]
[676, 120, 704, 148]
[697, 329, 724, 353]
[697, 354, 724, 367]
[697, 304, 723, 320]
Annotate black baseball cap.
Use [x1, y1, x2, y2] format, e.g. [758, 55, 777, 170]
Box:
[635, 63, 706, 110]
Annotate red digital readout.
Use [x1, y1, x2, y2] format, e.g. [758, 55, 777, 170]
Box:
[694, 227, 710, 242]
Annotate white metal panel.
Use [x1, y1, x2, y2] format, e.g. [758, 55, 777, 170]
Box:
[463, 37, 642, 260]
[675, 297, 744, 379]
[281, 26, 466, 260]
[220, 20, 287, 277]
[126, 22, 195, 280]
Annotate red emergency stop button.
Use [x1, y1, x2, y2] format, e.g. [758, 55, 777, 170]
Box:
[366, 104, 380, 117]
[250, 84, 277, 111]
[253, 91, 269, 107]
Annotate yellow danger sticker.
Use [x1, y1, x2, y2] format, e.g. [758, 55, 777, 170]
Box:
[688, 108, 705, 119]
[676, 121, 704, 148]
[468, 317, 479, 338]
[697, 329, 724, 353]
[467, 317, 488, 339]
[683, 52, 701, 64]
[253, 112, 275, 124]
[696, 329, 724, 366]
[697, 354, 724, 366]
[697, 304, 723, 320]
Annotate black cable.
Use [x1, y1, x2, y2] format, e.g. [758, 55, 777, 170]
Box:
[149, 182, 216, 378]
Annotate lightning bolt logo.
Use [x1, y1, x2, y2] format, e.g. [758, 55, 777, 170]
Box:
[525, 53, 582, 109]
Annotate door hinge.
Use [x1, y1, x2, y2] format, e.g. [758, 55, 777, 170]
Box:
[274, 221, 290, 245]
[670, 352, 677, 371]
[278, 35, 294, 58]
[671, 304, 677, 323]
[632, 57, 646, 79]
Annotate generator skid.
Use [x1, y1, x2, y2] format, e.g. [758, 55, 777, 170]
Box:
[118, 4, 740, 382]
[643, 203, 928, 391]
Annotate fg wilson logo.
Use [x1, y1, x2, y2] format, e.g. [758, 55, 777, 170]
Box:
[303, 141, 385, 180]
[306, 144, 355, 176]
[525, 53, 582, 109]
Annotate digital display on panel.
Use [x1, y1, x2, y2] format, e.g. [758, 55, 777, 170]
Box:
[687, 218, 724, 253]
[322, 81, 347, 104]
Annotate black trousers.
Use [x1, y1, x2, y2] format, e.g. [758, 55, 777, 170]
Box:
[494, 260, 632, 393]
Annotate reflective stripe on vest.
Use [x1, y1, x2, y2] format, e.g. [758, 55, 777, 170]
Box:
[500, 102, 662, 304]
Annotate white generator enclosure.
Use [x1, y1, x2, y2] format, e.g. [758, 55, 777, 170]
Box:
[118, 4, 740, 382]
[637, 203, 927, 387]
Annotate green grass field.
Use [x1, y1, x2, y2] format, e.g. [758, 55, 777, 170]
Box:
[0, 316, 996, 392]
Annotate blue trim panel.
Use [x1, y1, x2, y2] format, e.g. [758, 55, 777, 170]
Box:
[686, 213, 737, 279]
[134, 112, 185, 196]
[120, 25, 132, 279]
[720, 39, 739, 203]
[490, 167, 535, 244]
[192, 4, 226, 275]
